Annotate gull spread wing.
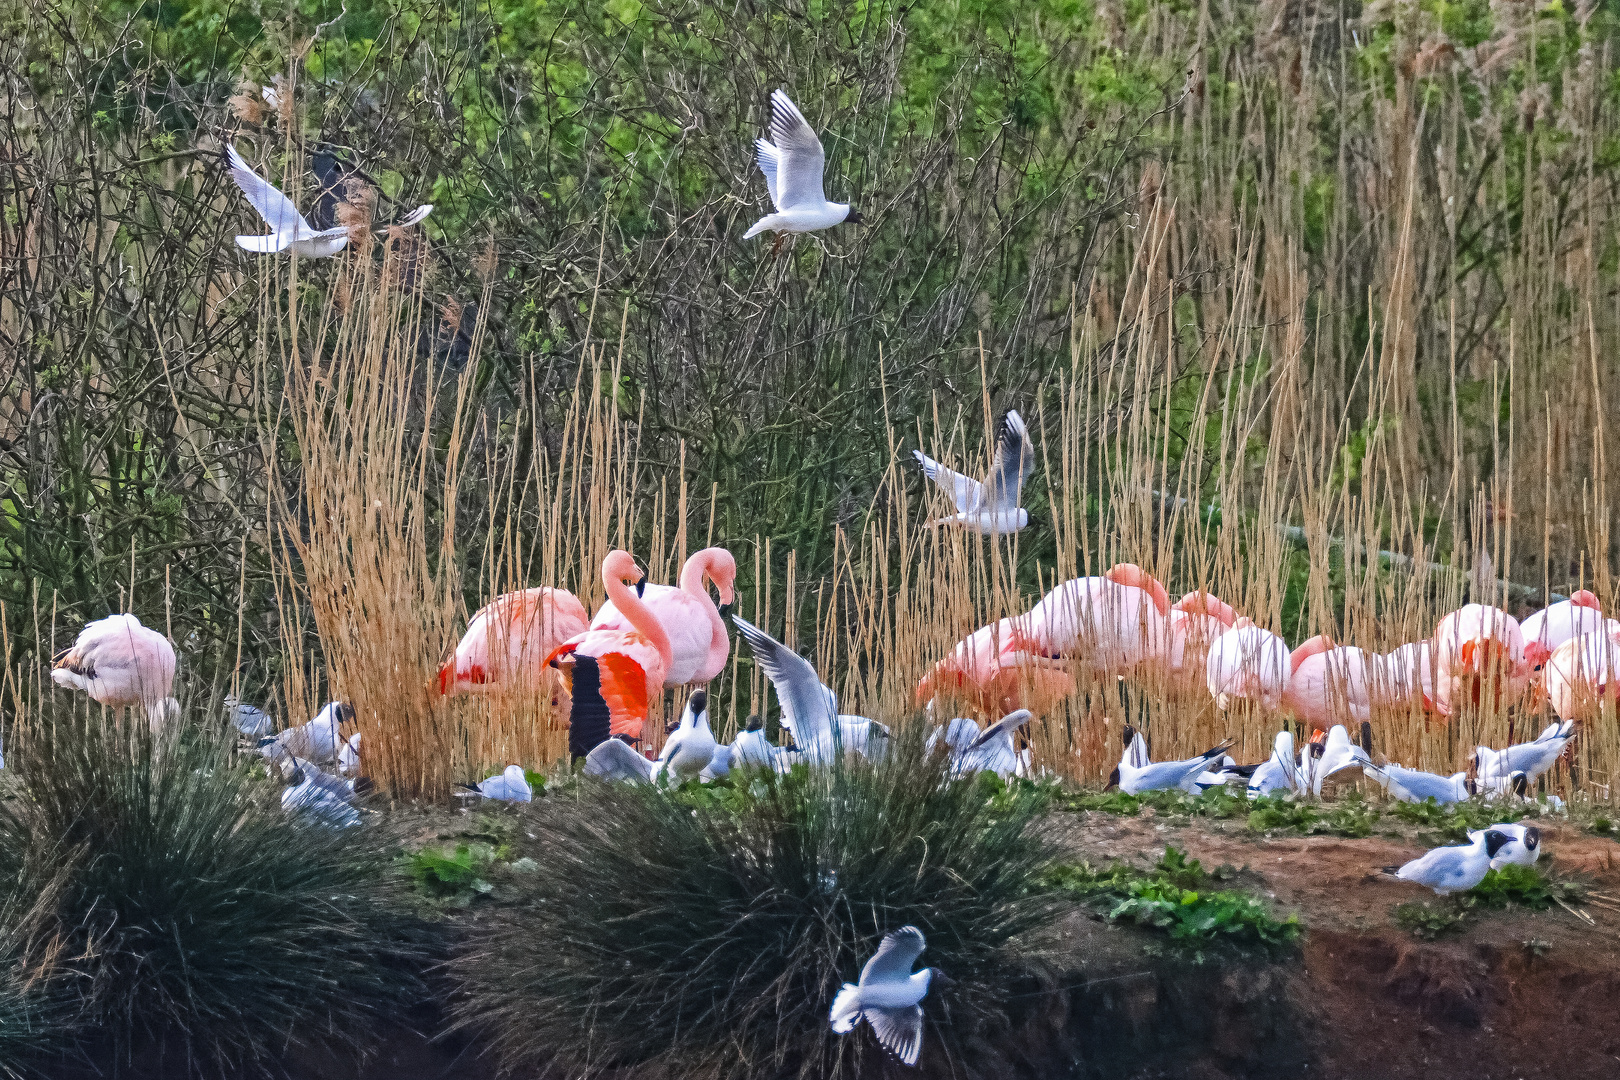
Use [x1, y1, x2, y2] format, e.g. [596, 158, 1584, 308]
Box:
[755, 140, 783, 209]
[913, 450, 983, 514]
[967, 709, 1033, 752]
[226, 145, 312, 237]
[396, 204, 434, 227]
[732, 615, 836, 747]
[986, 411, 1035, 514]
[584, 737, 655, 783]
[860, 925, 926, 985]
[866, 1005, 924, 1067]
[765, 90, 827, 211]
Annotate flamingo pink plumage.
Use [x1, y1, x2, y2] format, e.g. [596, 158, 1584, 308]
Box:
[1431, 604, 1531, 716]
[1282, 638, 1380, 731]
[589, 547, 737, 685]
[52, 613, 178, 730]
[915, 618, 1074, 718]
[1162, 591, 1237, 686]
[1380, 641, 1438, 714]
[546, 550, 674, 753]
[1520, 591, 1604, 670]
[1023, 563, 1171, 675]
[1204, 617, 1292, 712]
[1543, 632, 1620, 722]
[439, 587, 589, 696]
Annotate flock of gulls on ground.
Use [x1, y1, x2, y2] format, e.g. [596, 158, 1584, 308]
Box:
[24, 89, 1611, 1067]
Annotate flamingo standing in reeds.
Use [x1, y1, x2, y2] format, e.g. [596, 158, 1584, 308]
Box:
[51, 613, 179, 731]
[546, 550, 673, 758]
[1163, 591, 1237, 687]
[588, 547, 737, 685]
[1283, 638, 1380, 731]
[1431, 604, 1531, 716]
[1543, 633, 1620, 722]
[914, 618, 1074, 718]
[1379, 642, 1437, 714]
[1022, 563, 1170, 675]
[1204, 618, 1292, 712]
[439, 587, 590, 696]
[1520, 591, 1605, 670]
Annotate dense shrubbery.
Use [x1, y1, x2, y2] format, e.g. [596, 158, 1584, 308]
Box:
[0, 705, 424, 1074]
[451, 742, 1067, 1078]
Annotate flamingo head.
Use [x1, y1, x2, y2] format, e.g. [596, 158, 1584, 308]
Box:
[603, 549, 645, 594]
[1106, 563, 1171, 616]
[689, 547, 738, 607]
[1571, 589, 1601, 610]
[1289, 634, 1335, 674]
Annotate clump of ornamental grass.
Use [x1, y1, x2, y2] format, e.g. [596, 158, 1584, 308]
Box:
[451, 736, 1068, 1079]
[0, 861, 75, 1077]
[0, 700, 425, 1075]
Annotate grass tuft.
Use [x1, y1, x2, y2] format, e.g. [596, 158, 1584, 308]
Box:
[1388, 798, 1524, 842]
[0, 703, 424, 1073]
[1247, 791, 1379, 837]
[1045, 846, 1301, 959]
[1393, 901, 1467, 940]
[451, 742, 1066, 1078]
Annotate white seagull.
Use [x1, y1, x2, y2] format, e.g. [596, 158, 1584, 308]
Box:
[1247, 730, 1302, 799]
[913, 411, 1036, 535]
[584, 690, 717, 785]
[744, 90, 863, 248]
[1363, 761, 1473, 805]
[951, 709, 1034, 779]
[259, 701, 352, 767]
[1476, 823, 1541, 869]
[1108, 726, 1234, 795]
[1473, 719, 1576, 787]
[730, 713, 799, 772]
[224, 144, 431, 257]
[829, 925, 947, 1067]
[731, 616, 891, 764]
[280, 757, 361, 829]
[1300, 724, 1372, 797]
[467, 764, 532, 803]
[225, 694, 274, 739]
[1381, 830, 1511, 895]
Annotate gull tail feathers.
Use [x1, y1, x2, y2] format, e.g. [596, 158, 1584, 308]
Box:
[829, 983, 862, 1033]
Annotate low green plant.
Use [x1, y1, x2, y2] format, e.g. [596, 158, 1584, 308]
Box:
[1467, 865, 1585, 911]
[1389, 798, 1523, 841]
[1588, 815, 1615, 837]
[0, 703, 423, 1074]
[406, 843, 499, 905]
[451, 740, 1067, 1079]
[1247, 792, 1379, 837]
[1393, 900, 1467, 940]
[1046, 846, 1301, 958]
[1065, 784, 1246, 819]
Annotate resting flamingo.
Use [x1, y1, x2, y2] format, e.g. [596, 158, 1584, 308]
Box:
[546, 550, 673, 758]
[1431, 604, 1531, 716]
[1543, 632, 1620, 722]
[439, 587, 589, 696]
[1163, 591, 1237, 687]
[1380, 641, 1437, 714]
[1283, 638, 1380, 731]
[52, 613, 179, 731]
[1204, 618, 1291, 712]
[1520, 591, 1604, 670]
[1022, 563, 1170, 675]
[589, 547, 736, 685]
[914, 618, 1074, 718]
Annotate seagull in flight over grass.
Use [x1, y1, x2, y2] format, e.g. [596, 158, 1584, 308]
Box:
[744, 90, 863, 253]
[830, 926, 949, 1066]
[224, 144, 431, 257]
[914, 411, 1036, 535]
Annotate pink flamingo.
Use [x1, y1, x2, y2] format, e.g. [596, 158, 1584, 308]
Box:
[1520, 591, 1604, 670]
[1204, 617, 1292, 712]
[52, 613, 178, 731]
[545, 550, 674, 757]
[1431, 604, 1531, 716]
[439, 587, 589, 696]
[589, 547, 737, 685]
[1283, 638, 1379, 731]
[915, 618, 1074, 718]
[1380, 641, 1437, 714]
[1163, 591, 1238, 685]
[1543, 632, 1620, 722]
[1022, 563, 1171, 675]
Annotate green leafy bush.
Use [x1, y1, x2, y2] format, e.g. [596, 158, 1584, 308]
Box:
[1467, 865, 1585, 911]
[1065, 785, 1245, 819]
[0, 704, 424, 1073]
[451, 744, 1066, 1079]
[1046, 846, 1301, 958]
[1393, 901, 1467, 940]
[1247, 792, 1379, 837]
[1389, 798, 1523, 841]
[406, 843, 499, 904]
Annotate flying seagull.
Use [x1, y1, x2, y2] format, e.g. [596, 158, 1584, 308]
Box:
[829, 925, 948, 1067]
[224, 144, 431, 257]
[743, 90, 863, 252]
[913, 411, 1036, 535]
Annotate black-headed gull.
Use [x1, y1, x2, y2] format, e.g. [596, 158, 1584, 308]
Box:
[465, 764, 532, 802]
[1473, 719, 1576, 786]
[952, 709, 1034, 779]
[584, 690, 717, 784]
[829, 925, 948, 1066]
[1246, 730, 1302, 798]
[730, 713, 796, 772]
[913, 411, 1035, 535]
[744, 90, 863, 248]
[731, 616, 891, 763]
[1301, 724, 1371, 796]
[1381, 830, 1511, 894]
[225, 694, 274, 739]
[259, 701, 352, 767]
[280, 757, 360, 828]
[1108, 726, 1234, 794]
[1363, 761, 1473, 804]
[1476, 822, 1540, 868]
[225, 144, 431, 257]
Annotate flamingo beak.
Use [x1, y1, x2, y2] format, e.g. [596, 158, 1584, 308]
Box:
[635, 576, 648, 599]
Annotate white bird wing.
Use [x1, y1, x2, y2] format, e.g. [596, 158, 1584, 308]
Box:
[226, 145, 312, 236]
[913, 449, 983, 514]
[764, 89, 827, 211]
[966, 709, 1033, 752]
[396, 204, 434, 227]
[866, 1005, 924, 1067]
[754, 140, 783, 209]
[234, 233, 293, 253]
[985, 411, 1035, 514]
[860, 925, 926, 985]
[584, 738, 656, 783]
[732, 615, 837, 748]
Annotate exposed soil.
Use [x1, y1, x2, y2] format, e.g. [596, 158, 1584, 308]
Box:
[35, 805, 1620, 1080]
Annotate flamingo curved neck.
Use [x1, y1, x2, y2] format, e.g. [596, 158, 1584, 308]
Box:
[606, 570, 674, 667]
